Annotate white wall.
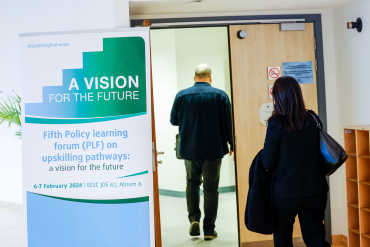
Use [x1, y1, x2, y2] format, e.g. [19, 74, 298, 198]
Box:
[332, 0, 370, 235]
[151, 27, 235, 192]
[0, 0, 115, 205]
[150, 29, 182, 191]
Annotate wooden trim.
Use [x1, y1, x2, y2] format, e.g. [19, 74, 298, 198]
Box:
[332, 234, 348, 246]
[241, 237, 304, 247]
[342, 234, 348, 247]
[332, 234, 343, 245]
[242, 234, 347, 246]
[143, 19, 162, 247]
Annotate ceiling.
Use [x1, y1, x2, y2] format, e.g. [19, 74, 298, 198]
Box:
[129, 0, 356, 17]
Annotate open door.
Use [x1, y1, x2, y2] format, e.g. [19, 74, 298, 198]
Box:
[229, 23, 318, 246]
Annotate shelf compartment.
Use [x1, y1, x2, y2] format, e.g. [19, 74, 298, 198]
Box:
[359, 156, 370, 182]
[345, 128, 357, 155]
[359, 183, 370, 208]
[364, 234, 370, 239]
[348, 230, 360, 247]
[348, 180, 359, 205]
[348, 205, 360, 231]
[361, 209, 370, 234]
[357, 130, 370, 156]
[362, 235, 370, 247]
[347, 155, 358, 180]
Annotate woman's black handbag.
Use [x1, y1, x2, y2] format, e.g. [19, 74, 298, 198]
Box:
[309, 112, 348, 176]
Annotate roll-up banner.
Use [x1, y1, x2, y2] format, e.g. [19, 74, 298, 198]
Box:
[19, 28, 154, 247]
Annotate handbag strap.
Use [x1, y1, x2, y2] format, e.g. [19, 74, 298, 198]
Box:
[308, 112, 323, 130]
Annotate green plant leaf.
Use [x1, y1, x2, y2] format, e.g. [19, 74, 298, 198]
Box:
[0, 93, 22, 138]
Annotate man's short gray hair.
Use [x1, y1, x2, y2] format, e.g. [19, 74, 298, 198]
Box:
[195, 64, 212, 78]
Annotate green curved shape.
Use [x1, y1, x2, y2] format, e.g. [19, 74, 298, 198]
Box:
[30, 192, 148, 204]
[25, 112, 146, 124]
[117, 170, 148, 179]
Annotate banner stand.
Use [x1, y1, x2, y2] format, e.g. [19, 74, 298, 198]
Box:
[20, 27, 156, 247]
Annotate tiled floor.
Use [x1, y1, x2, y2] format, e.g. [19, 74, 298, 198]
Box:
[160, 192, 239, 247]
[0, 207, 23, 247]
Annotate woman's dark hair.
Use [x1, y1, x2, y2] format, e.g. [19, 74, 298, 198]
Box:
[269, 76, 310, 132]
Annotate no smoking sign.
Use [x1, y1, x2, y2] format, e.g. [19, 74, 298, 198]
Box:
[269, 85, 274, 99]
[268, 66, 281, 80]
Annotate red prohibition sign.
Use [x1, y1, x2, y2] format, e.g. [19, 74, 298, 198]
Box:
[269, 67, 280, 78]
[270, 86, 274, 97]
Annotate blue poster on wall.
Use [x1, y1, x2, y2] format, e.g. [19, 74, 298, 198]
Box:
[282, 61, 314, 84]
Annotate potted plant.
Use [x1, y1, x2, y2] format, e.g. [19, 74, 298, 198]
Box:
[0, 94, 21, 138]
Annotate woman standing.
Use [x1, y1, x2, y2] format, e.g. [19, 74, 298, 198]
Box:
[261, 76, 330, 247]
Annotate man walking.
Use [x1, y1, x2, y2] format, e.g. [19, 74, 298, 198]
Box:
[170, 64, 234, 241]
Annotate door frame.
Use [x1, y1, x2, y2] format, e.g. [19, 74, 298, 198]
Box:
[135, 14, 332, 245]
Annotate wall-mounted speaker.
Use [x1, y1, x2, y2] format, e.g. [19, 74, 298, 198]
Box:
[347, 18, 362, 33]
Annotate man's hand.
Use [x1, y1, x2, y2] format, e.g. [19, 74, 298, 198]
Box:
[229, 150, 233, 156]
[230, 150, 235, 161]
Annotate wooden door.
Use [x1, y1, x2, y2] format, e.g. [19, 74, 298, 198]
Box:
[143, 20, 163, 247]
[229, 23, 318, 246]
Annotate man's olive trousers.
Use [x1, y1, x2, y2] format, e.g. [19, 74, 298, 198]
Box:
[185, 159, 222, 235]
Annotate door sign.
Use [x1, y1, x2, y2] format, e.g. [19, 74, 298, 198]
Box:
[260, 102, 274, 126]
[282, 61, 314, 84]
[268, 66, 281, 80]
[269, 85, 274, 99]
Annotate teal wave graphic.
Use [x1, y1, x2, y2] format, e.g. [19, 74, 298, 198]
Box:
[30, 192, 149, 204]
[25, 112, 146, 124]
[117, 170, 149, 179]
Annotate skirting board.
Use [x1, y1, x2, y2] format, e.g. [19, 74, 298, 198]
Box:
[0, 200, 22, 211]
[241, 235, 347, 247]
[242, 235, 347, 247]
[242, 237, 304, 247]
[332, 234, 347, 246]
[159, 185, 236, 198]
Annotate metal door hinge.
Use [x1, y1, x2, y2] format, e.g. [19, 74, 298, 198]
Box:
[152, 142, 156, 172]
[315, 59, 318, 71]
[314, 38, 316, 50]
[234, 134, 237, 152]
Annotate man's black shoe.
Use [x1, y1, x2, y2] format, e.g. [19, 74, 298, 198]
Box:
[189, 221, 200, 236]
[204, 230, 218, 241]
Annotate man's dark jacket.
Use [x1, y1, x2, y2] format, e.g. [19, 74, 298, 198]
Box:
[170, 82, 233, 161]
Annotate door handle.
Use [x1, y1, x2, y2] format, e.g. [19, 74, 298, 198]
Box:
[157, 151, 164, 155]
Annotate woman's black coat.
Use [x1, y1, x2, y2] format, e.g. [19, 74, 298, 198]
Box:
[261, 110, 328, 198]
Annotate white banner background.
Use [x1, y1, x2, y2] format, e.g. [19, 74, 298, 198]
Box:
[20, 28, 154, 247]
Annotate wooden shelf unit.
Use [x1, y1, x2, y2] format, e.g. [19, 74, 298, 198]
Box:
[345, 125, 370, 247]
